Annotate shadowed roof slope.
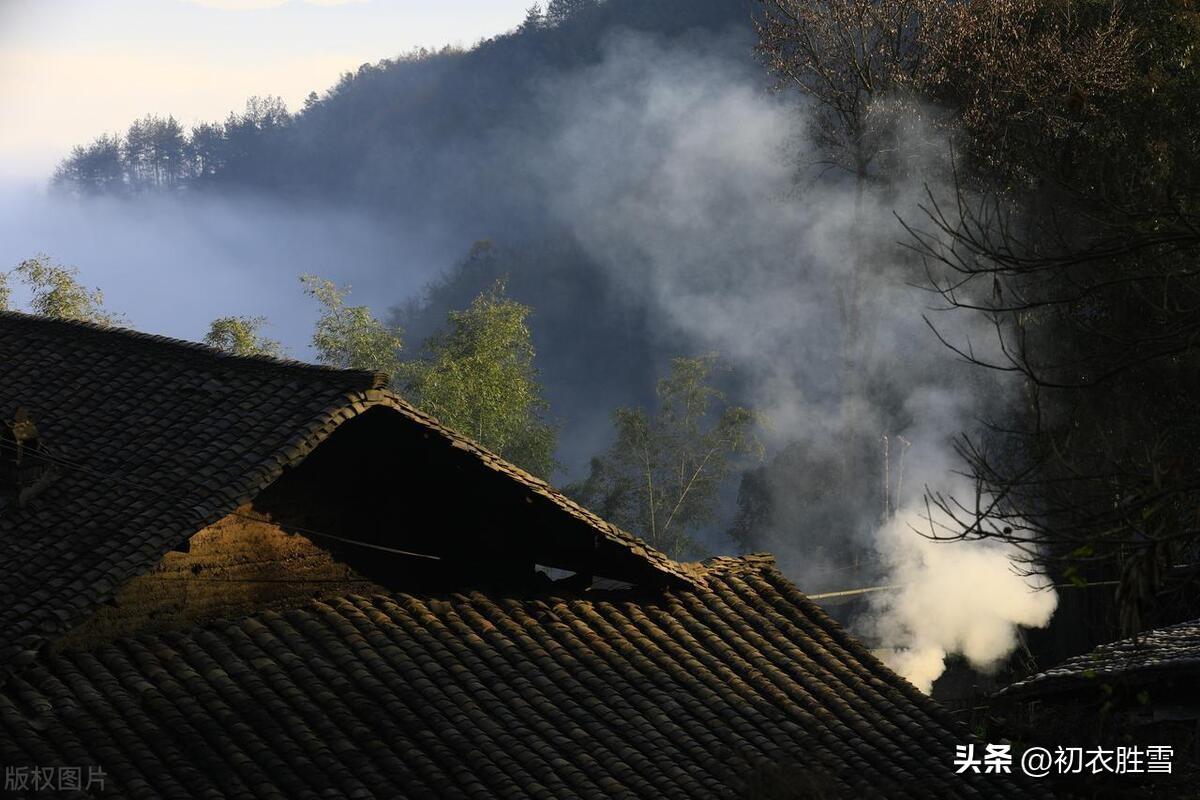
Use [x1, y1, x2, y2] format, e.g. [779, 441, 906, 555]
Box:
[0, 559, 1043, 799]
[0, 312, 690, 680]
[1000, 618, 1200, 701]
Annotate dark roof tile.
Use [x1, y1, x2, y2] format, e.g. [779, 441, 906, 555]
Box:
[0, 561, 1042, 799]
[1000, 617, 1200, 701]
[0, 312, 691, 678]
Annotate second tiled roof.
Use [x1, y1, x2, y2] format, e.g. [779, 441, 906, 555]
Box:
[1000, 618, 1200, 700]
[0, 560, 1040, 799]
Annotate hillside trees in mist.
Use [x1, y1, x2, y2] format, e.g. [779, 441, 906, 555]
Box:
[51, 0, 744, 203]
[520, 4, 544, 32]
[569, 355, 763, 559]
[546, 0, 601, 27]
[54, 97, 292, 195]
[123, 115, 188, 190]
[51, 135, 125, 195]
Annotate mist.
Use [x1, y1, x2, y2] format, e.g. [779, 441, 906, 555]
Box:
[4, 23, 1057, 690]
[0, 186, 456, 354]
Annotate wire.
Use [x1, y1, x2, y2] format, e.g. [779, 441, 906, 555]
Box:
[808, 580, 1121, 602]
[142, 576, 380, 585]
[808, 585, 900, 600]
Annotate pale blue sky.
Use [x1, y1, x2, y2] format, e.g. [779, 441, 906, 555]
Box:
[0, 0, 532, 179]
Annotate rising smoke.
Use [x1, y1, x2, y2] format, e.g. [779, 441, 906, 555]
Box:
[0, 24, 1057, 691]
[866, 389, 1058, 693]
[527, 29, 1058, 689]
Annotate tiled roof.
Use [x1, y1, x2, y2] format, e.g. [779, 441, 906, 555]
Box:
[1000, 619, 1200, 701]
[0, 312, 691, 681]
[0, 559, 1040, 799]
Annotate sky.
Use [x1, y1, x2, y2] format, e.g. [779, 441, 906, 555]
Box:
[0, 0, 532, 180]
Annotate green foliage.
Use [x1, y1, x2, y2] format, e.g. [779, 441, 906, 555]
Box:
[203, 316, 284, 359]
[3, 255, 123, 326]
[301, 274, 404, 376]
[0, 271, 9, 313]
[571, 354, 763, 559]
[399, 279, 557, 478]
[298, 270, 556, 477]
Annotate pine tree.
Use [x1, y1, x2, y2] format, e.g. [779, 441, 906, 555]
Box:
[519, 3, 543, 32]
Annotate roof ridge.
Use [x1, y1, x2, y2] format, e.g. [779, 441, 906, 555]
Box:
[367, 385, 702, 589]
[0, 309, 388, 386]
[47, 565, 756, 665]
[696, 553, 778, 575]
[45, 573, 760, 659]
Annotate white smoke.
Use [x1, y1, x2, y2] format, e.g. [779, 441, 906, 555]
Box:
[873, 517, 1058, 693]
[865, 390, 1058, 693]
[533, 30, 1058, 691]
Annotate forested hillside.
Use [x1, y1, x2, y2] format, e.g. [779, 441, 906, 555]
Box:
[53, 0, 756, 468]
[54, 0, 745, 206]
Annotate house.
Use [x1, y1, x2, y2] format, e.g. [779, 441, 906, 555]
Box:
[1001, 618, 1200, 704]
[998, 619, 1200, 786]
[0, 311, 1041, 798]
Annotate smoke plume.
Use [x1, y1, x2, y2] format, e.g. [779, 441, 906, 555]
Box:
[528, 29, 1058, 689]
[866, 389, 1058, 693]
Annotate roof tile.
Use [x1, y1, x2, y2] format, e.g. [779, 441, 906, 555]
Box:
[0, 562, 1042, 799]
[0, 312, 691, 677]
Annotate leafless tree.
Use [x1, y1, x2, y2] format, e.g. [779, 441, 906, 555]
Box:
[906, 170, 1200, 633]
